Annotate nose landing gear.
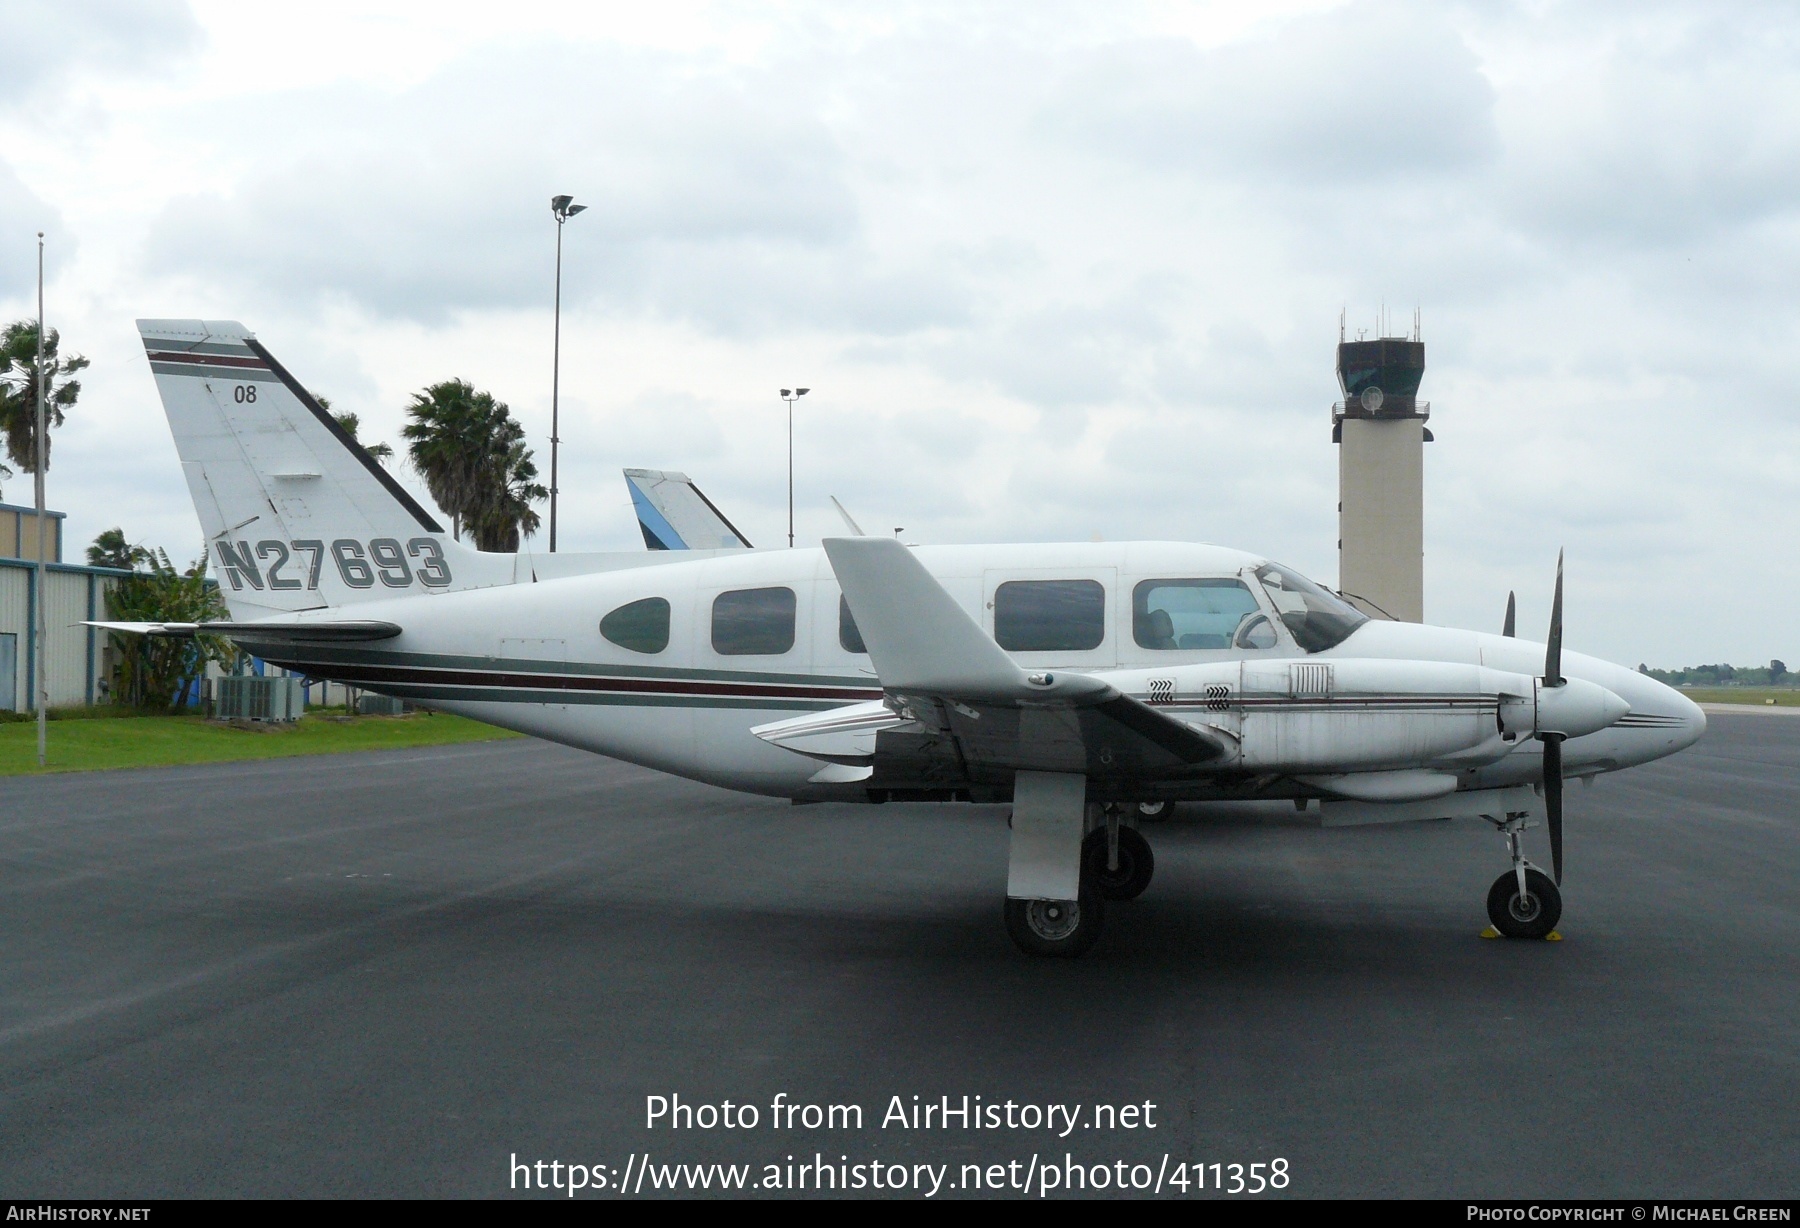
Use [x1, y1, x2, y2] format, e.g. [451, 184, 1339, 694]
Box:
[1484, 814, 1563, 940]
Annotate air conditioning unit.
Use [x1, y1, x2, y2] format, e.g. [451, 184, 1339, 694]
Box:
[216, 675, 305, 722]
[356, 693, 406, 717]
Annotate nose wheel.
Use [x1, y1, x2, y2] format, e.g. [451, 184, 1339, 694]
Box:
[1484, 815, 1563, 939]
[1487, 868, 1562, 939]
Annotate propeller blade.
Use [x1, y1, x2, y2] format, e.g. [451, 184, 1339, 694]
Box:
[1544, 551, 1564, 687]
[1543, 733, 1564, 885]
[1503, 591, 1516, 638]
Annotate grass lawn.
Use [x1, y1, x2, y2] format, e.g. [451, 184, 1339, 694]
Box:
[0, 711, 522, 777]
[1678, 687, 1800, 707]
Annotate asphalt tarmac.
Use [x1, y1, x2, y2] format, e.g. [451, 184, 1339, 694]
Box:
[0, 713, 1794, 1199]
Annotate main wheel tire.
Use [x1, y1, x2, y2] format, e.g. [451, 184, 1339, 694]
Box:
[1082, 827, 1155, 901]
[1486, 868, 1562, 940]
[1005, 887, 1105, 957]
[1136, 800, 1172, 822]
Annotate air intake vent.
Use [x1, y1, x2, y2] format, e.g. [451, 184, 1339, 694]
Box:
[1289, 663, 1334, 698]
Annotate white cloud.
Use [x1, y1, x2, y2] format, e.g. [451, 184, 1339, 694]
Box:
[140, 41, 973, 335]
[1049, 1, 1499, 186]
[0, 0, 201, 108]
[3, 0, 1799, 669]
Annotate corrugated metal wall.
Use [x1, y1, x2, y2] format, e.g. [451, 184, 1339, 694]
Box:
[0, 566, 25, 711]
[0, 563, 115, 710]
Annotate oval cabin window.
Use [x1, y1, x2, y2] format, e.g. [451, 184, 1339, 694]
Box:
[601, 597, 671, 654]
[712, 587, 796, 656]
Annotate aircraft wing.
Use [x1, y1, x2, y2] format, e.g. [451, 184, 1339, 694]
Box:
[800, 537, 1227, 783]
[86, 620, 402, 642]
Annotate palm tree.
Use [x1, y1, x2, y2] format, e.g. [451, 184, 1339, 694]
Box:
[88, 527, 152, 571]
[310, 392, 395, 462]
[331, 410, 395, 462]
[401, 379, 487, 540]
[0, 321, 88, 476]
[467, 432, 548, 551]
[401, 380, 544, 549]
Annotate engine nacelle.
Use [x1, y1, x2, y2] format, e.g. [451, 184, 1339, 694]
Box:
[1499, 678, 1629, 740]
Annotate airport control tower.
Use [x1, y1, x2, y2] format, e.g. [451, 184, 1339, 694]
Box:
[1332, 325, 1431, 622]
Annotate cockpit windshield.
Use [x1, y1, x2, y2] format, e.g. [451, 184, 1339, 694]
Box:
[1254, 563, 1369, 653]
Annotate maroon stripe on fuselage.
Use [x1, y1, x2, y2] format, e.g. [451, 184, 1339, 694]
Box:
[255, 656, 883, 702]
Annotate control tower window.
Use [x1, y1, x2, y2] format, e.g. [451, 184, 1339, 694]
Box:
[1254, 564, 1368, 653]
[601, 597, 671, 654]
[712, 587, 796, 655]
[1132, 579, 1262, 650]
[994, 579, 1105, 652]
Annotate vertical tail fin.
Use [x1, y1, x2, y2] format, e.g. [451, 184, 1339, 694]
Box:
[139, 319, 512, 620]
[623, 468, 752, 550]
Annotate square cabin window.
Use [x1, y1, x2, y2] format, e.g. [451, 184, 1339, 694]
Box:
[1133, 578, 1263, 650]
[712, 586, 796, 655]
[993, 579, 1106, 652]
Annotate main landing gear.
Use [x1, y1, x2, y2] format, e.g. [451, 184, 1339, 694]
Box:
[1484, 814, 1563, 940]
[1005, 792, 1157, 958]
[1083, 823, 1154, 901]
[1005, 889, 1106, 958]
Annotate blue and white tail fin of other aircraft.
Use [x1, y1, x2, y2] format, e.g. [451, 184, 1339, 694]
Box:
[623, 468, 752, 550]
[137, 318, 514, 621]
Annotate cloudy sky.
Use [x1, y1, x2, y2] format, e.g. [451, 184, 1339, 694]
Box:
[3, 0, 1796, 667]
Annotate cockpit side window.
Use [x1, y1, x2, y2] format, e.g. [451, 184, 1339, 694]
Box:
[1132, 579, 1263, 650]
[1254, 563, 1368, 653]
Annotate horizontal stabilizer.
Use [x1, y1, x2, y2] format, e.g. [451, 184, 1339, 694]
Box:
[753, 699, 897, 764]
[86, 619, 402, 642]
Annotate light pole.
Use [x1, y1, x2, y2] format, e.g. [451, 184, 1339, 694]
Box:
[34, 232, 46, 767]
[549, 193, 586, 552]
[779, 387, 809, 547]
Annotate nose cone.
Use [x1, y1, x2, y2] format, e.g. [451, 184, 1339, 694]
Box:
[1668, 684, 1708, 749]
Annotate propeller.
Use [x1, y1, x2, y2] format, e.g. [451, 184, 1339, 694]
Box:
[1540, 552, 1566, 884]
[1502, 591, 1516, 637]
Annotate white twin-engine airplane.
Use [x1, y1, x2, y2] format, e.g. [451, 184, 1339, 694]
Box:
[107, 319, 1706, 957]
